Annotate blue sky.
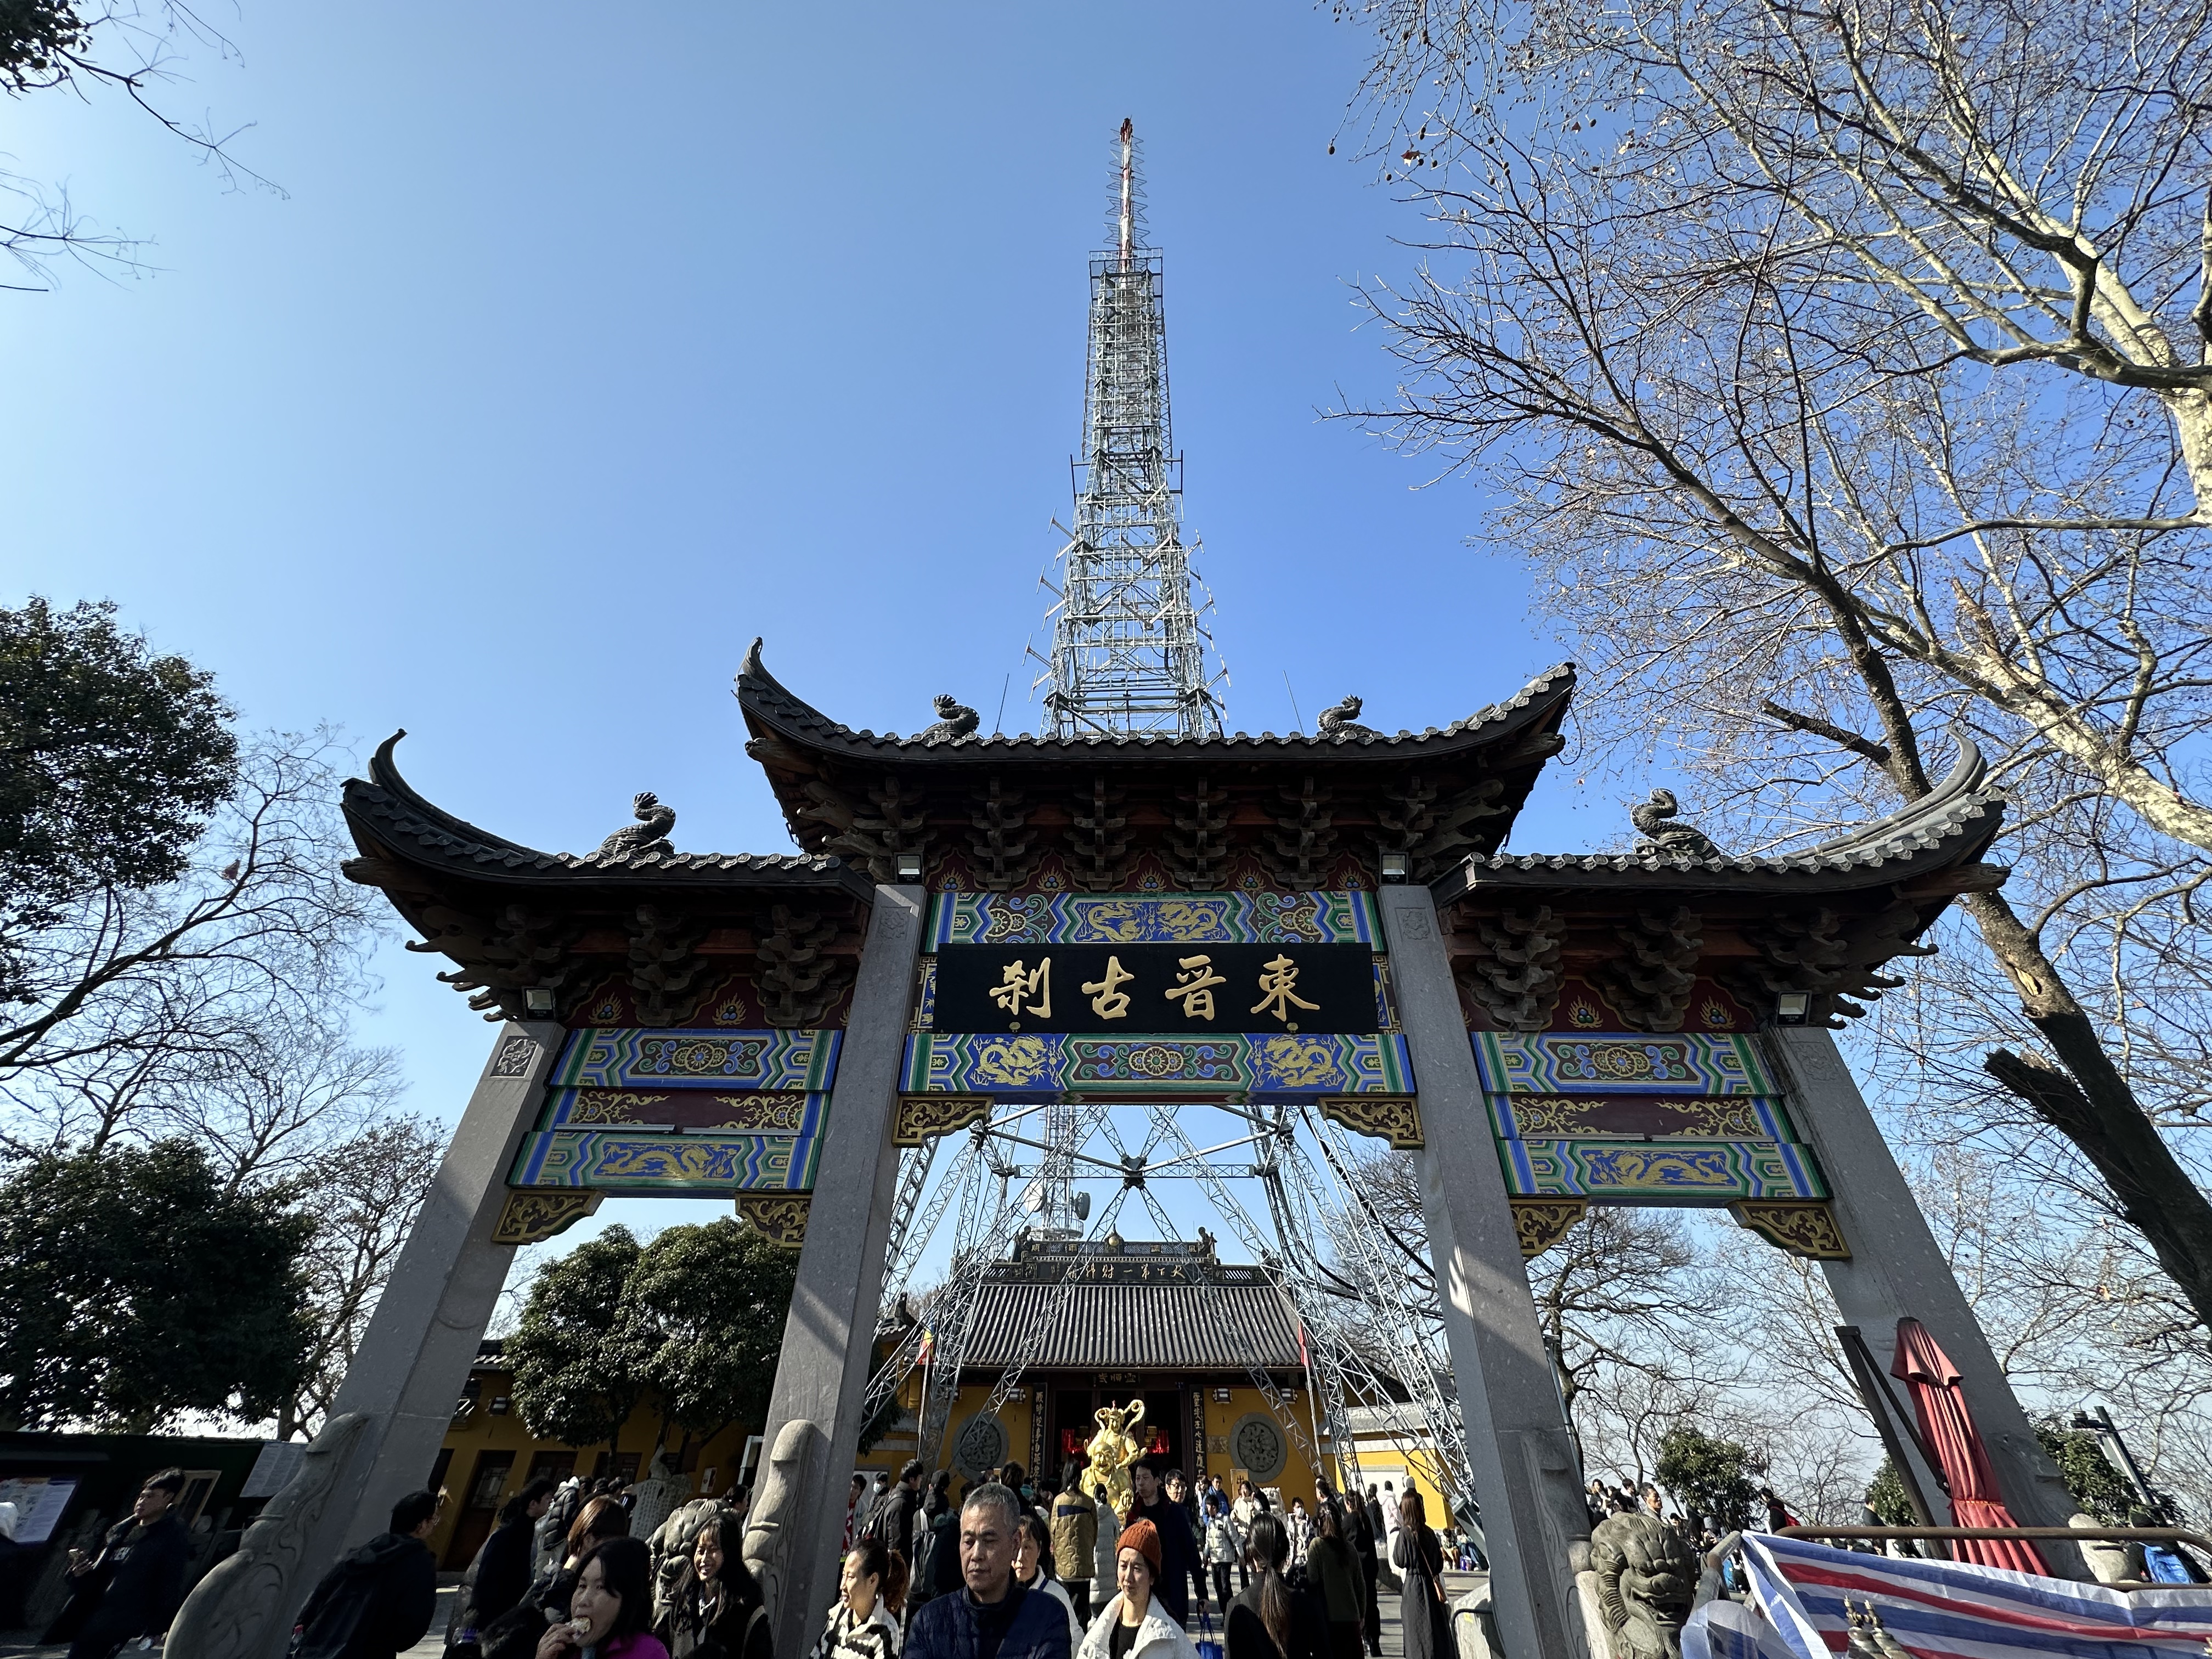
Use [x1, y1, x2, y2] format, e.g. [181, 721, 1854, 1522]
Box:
[2, 2, 1615, 1250]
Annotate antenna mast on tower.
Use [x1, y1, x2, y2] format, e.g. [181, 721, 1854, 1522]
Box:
[1037, 119, 1224, 739]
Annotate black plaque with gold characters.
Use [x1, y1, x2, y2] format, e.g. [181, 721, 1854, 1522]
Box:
[933, 943, 1376, 1034]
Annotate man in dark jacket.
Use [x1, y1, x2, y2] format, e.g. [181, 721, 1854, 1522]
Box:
[54, 1468, 194, 1659]
[876, 1459, 923, 1573]
[904, 1484, 1069, 1659]
[293, 1489, 441, 1659]
[1125, 1462, 1201, 1628]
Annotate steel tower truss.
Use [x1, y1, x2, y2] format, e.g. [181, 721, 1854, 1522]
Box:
[1036, 120, 1224, 740]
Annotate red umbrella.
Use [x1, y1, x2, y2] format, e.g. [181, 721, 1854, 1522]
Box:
[1889, 1318, 2050, 1575]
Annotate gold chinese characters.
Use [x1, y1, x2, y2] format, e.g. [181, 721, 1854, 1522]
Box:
[989, 958, 1052, 1021]
[1082, 956, 1135, 1019]
[1250, 953, 1318, 1029]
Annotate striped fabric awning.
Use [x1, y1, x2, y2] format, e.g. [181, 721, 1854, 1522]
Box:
[1683, 1534, 2212, 1658]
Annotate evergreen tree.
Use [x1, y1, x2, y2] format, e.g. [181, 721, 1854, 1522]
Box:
[0, 1138, 314, 1430]
[1654, 1425, 1762, 1531]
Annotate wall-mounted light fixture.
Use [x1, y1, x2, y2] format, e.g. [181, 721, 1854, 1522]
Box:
[524, 986, 555, 1016]
[895, 851, 923, 881]
[1379, 851, 1409, 882]
[1775, 992, 1811, 1024]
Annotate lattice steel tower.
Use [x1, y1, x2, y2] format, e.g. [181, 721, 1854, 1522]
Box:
[1037, 119, 1225, 740]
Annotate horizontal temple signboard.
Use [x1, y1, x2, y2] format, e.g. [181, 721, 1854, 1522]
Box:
[932, 943, 1377, 1034]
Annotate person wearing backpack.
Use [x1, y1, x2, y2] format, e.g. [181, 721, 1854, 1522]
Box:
[291, 1490, 441, 1659]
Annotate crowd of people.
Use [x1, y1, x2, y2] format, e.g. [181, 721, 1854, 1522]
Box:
[15, 1454, 1468, 1659]
[819, 1456, 1470, 1659]
[1583, 1476, 1800, 1557]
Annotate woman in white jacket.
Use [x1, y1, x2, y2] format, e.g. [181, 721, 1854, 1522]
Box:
[1077, 1521, 1201, 1659]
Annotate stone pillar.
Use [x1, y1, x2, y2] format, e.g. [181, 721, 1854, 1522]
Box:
[168, 1021, 563, 1659]
[1768, 1028, 2083, 1556]
[1381, 887, 1592, 1658]
[753, 884, 924, 1658]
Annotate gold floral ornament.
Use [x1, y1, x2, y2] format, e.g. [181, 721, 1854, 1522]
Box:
[1249, 953, 1319, 1029]
[1165, 954, 1227, 1020]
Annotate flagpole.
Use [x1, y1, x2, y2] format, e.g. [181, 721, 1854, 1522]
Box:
[917, 1328, 935, 1469]
[1300, 1320, 1328, 1488]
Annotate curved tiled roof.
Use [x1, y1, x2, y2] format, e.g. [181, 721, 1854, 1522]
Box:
[736, 638, 1576, 764]
[342, 731, 874, 898]
[957, 1278, 1302, 1372]
[1444, 737, 2005, 896]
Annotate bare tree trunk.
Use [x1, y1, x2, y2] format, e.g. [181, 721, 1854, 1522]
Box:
[1768, 682, 2212, 1331]
[1967, 885, 2212, 1330]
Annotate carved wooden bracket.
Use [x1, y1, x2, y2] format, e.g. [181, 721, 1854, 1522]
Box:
[1166, 775, 1233, 890]
[754, 904, 853, 1028]
[1595, 906, 1704, 1032]
[414, 902, 589, 1022]
[736, 1192, 811, 1246]
[968, 776, 1040, 890]
[1511, 1198, 1588, 1258]
[1067, 776, 1132, 890]
[1262, 774, 1337, 886]
[1395, 774, 1509, 880]
[1319, 1095, 1425, 1149]
[628, 904, 713, 1026]
[493, 1189, 605, 1245]
[893, 1094, 992, 1147]
[1729, 1200, 1850, 1259]
[1730, 899, 1930, 1026]
[1455, 904, 1567, 1030]
[797, 773, 929, 882]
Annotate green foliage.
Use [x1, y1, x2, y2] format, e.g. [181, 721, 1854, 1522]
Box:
[625, 1218, 797, 1441]
[0, 598, 235, 992]
[506, 1226, 648, 1454]
[0, 1138, 314, 1431]
[506, 1218, 802, 1459]
[1864, 1458, 1918, 1525]
[856, 1384, 902, 1456]
[0, 0, 87, 92]
[1655, 1424, 1762, 1530]
[2035, 1421, 2140, 1522]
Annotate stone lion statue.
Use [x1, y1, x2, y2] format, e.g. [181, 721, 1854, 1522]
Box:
[1080, 1397, 1146, 1517]
[1589, 1510, 1700, 1659]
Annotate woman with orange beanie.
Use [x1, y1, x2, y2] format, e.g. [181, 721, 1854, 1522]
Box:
[1075, 1522, 1199, 1659]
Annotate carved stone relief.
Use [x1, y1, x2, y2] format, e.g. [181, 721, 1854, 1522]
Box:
[1588, 1509, 1699, 1658]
